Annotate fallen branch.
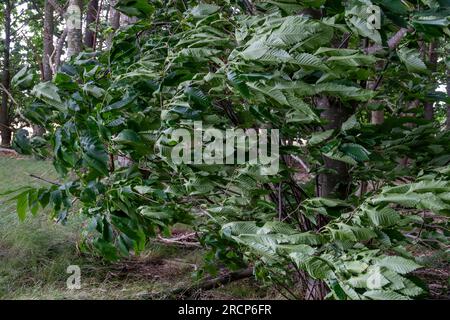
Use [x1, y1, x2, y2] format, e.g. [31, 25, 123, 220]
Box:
[0, 147, 18, 155]
[144, 268, 253, 299]
[155, 235, 202, 248]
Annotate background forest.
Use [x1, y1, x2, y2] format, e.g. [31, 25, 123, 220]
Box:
[0, 0, 449, 300]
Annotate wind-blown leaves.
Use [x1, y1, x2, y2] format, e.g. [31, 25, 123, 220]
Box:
[397, 48, 428, 73]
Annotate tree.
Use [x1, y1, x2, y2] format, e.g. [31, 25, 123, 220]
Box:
[84, 0, 99, 49]
[9, 0, 450, 301]
[447, 67, 450, 130]
[107, 0, 120, 47]
[43, 0, 55, 82]
[67, 0, 83, 58]
[424, 42, 438, 121]
[0, 0, 12, 147]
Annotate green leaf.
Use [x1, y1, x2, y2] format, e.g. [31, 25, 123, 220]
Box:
[397, 48, 428, 73]
[309, 130, 334, 145]
[190, 4, 220, 17]
[32, 82, 61, 103]
[11, 66, 36, 89]
[365, 206, 401, 227]
[115, 0, 154, 17]
[341, 115, 360, 132]
[102, 96, 135, 112]
[363, 290, 409, 300]
[301, 257, 334, 280]
[16, 191, 29, 221]
[340, 143, 370, 162]
[377, 256, 421, 274]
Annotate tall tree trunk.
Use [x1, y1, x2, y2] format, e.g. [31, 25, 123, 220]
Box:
[425, 42, 438, 121]
[67, 0, 83, 58]
[55, 28, 68, 69]
[43, 0, 54, 81]
[33, 0, 55, 137]
[369, 60, 386, 125]
[317, 97, 352, 199]
[0, 0, 12, 147]
[84, 0, 99, 49]
[446, 67, 450, 130]
[107, 0, 120, 47]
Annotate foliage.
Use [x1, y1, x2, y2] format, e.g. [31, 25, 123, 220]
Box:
[3, 0, 450, 300]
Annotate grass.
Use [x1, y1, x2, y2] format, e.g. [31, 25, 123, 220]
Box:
[0, 156, 277, 300]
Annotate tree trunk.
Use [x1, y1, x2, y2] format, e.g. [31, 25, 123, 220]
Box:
[84, 0, 99, 49]
[371, 110, 384, 124]
[107, 0, 120, 47]
[446, 67, 450, 130]
[368, 58, 387, 125]
[33, 0, 55, 138]
[1, 0, 12, 147]
[425, 42, 438, 121]
[43, 0, 54, 81]
[316, 97, 352, 199]
[67, 0, 83, 58]
[55, 28, 68, 68]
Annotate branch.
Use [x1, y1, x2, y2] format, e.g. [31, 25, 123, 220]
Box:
[55, 28, 68, 68]
[365, 27, 414, 54]
[156, 234, 201, 248]
[241, 0, 256, 15]
[144, 268, 253, 299]
[48, 0, 66, 16]
[0, 83, 18, 106]
[29, 174, 61, 186]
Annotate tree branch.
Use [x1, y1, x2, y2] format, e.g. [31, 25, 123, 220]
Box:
[365, 27, 414, 54]
[144, 268, 253, 299]
[48, 0, 66, 16]
[29, 174, 61, 186]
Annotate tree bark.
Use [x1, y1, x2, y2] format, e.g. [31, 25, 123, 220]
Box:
[84, 0, 99, 49]
[365, 28, 413, 55]
[107, 0, 120, 47]
[67, 0, 83, 58]
[446, 67, 450, 130]
[316, 97, 351, 199]
[371, 110, 384, 124]
[33, 0, 55, 137]
[43, 0, 55, 81]
[425, 42, 438, 121]
[369, 60, 387, 125]
[146, 268, 253, 299]
[1, 0, 12, 147]
[48, 0, 65, 16]
[55, 28, 68, 68]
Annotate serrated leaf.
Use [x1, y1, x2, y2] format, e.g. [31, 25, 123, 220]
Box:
[377, 256, 421, 274]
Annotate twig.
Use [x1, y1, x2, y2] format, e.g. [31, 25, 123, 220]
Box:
[291, 155, 310, 171]
[0, 83, 18, 105]
[29, 174, 61, 186]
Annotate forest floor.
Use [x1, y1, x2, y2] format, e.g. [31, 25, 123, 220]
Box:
[0, 155, 448, 300]
[0, 156, 279, 300]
